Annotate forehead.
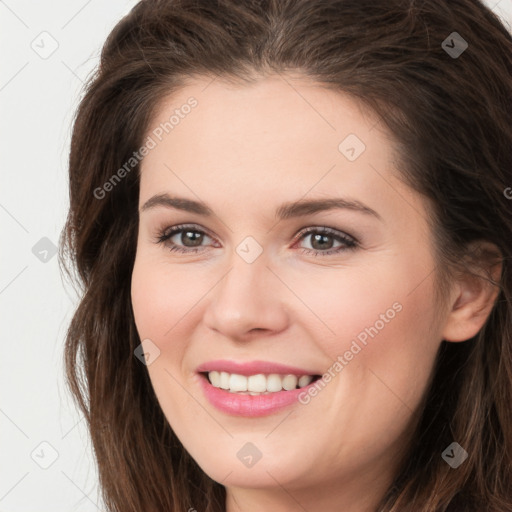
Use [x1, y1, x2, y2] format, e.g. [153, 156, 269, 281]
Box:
[145, 74, 382, 157]
[141, 75, 392, 186]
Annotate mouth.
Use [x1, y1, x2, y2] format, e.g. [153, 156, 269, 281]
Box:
[200, 371, 322, 395]
[196, 367, 324, 417]
[195, 360, 325, 416]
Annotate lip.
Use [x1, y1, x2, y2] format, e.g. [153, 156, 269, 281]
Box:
[196, 359, 323, 417]
[196, 359, 319, 377]
[198, 373, 322, 417]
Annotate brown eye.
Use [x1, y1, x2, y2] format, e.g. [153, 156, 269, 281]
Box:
[178, 230, 204, 247]
[156, 224, 215, 253]
[309, 232, 336, 250]
[296, 227, 357, 256]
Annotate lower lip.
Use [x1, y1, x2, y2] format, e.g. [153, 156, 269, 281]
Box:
[198, 374, 319, 417]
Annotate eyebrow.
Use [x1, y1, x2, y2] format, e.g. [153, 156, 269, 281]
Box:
[140, 193, 381, 221]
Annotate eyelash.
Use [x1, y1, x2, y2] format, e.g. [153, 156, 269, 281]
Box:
[155, 223, 358, 257]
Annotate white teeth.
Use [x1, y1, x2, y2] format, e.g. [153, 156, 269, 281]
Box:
[207, 371, 316, 393]
[219, 371, 230, 390]
[229, 373, 247, 392]
[266, 374, 282, 392]
[209, 371, 221, 387]
[298, 375, 313, 388]
[282, 374, 298, 391]
[247, 374, 267, 392]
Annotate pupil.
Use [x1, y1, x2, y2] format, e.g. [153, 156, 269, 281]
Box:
[312, 233, 333, 250]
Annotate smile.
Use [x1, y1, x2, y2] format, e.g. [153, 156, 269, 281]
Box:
[205, 371, 320, 394]
[195, 360, 323, 416]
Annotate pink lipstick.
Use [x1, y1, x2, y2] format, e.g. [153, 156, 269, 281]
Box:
[196, 360, 322, 417]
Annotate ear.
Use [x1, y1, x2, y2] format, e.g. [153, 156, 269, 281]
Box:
[442, 241, 502, 343]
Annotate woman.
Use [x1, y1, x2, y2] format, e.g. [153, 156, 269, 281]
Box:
[60, 0, 512, 510]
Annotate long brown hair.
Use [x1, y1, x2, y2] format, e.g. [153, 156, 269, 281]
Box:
[60, 1, 512, 510]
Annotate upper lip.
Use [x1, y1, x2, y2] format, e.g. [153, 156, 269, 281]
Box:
[196, 359, 320, 376]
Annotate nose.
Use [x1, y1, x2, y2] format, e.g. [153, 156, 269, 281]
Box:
[203, 253, 289, 341]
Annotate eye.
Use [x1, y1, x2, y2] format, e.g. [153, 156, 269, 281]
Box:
[155, 224, 217, 253]
[155, 224, 358, 256]
[294, 227, 358, 256]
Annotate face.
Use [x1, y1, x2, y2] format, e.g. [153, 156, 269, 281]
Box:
[131, 74, 447, 510]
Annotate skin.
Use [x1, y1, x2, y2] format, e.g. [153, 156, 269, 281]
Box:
[130, 74, 500, 512]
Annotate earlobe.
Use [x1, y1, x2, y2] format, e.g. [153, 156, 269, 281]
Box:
[441, 241, 502, 343]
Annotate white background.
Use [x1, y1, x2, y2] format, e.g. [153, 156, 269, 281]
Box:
[1, 1, 511, 510]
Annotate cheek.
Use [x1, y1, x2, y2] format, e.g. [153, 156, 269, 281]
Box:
[130, 250, 221, 399]
[131, 252, 208, 339]
[282, 259, 437, 346]
[285, 255, 441, 405]
[130, 254, 204, 424]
